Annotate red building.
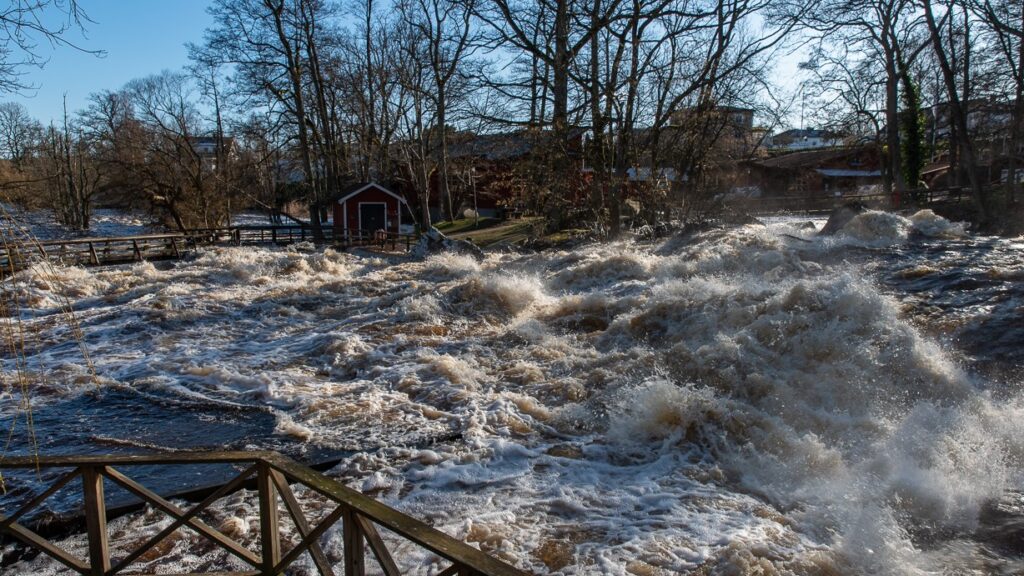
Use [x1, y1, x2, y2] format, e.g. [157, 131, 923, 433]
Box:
[332, 182, 409, 237]
[400, 129, 588, 221]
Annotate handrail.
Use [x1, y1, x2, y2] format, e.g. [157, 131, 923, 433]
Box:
[0, 225, 421, 276]
[29, 233, 188, 246]
[0, 451, 528, 576]
[336, 229, 419, 252]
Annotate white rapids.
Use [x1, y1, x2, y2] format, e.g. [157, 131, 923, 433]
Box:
[2, 210, 1023, 575]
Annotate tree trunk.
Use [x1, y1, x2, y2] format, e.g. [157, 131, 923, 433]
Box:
[437, 89, 455, 222]
[611, 2, 641, 239]
[270, 2, 323, 240]
[883, 30, 905, 202]
[303, 1, 342, 231]
[588, 0, 606, 229]
[923, 0, 988, 225]
[1009, 7, 1024, 204]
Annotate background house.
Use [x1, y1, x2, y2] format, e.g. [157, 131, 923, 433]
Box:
[741, 145, 882, 196]
[769, 128, 844, 151]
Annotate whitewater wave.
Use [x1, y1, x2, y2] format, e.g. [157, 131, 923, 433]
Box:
[4, 211, 1023, 575]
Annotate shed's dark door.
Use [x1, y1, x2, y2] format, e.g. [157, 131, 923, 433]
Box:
[359, 204, 386, 231]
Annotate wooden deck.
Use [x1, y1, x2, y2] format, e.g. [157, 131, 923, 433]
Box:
[0, 226, 419, 277]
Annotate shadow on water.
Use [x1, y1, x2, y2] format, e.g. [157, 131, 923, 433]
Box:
[0, 386, 337, 520]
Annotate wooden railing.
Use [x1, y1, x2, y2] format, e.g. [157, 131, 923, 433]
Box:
[1, 233, 190, 275]
[0, 451, 527, 576]
[0, 226, 421, 276]
[184, 225, 315, 245]
[185, 226, 418, 251]
[335, 229, 418, 252]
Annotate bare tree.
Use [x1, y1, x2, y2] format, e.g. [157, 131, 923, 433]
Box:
[0, 0, 103, 92]
[200, 0, 330, 238]
[923, 0, 989, 224]
[399, 0, 480, 224]
[0, 101, 40, 166]
[969, 0, 1023, 202]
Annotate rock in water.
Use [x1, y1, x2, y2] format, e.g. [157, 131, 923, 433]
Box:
[819, 202, 868, 236]
[410, 227, 486, 261]
[722, 212, 765, 227]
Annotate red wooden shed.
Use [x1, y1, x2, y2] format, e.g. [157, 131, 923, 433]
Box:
[332, 182, 408, 238]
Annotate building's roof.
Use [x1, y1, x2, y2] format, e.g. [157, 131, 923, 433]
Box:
[815, 168, 881, 178]
[189, 136, 235, 146]
[336, 182, 406, 204]
[447, 128, 586, 161]
[447, 132, 535, 161]
[752, 146, 866, 170]
[675, 104, 755, 114]
[774, 128, 842, 141]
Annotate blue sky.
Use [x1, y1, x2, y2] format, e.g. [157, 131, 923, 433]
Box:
[6, 1, 807, 127]
[6, 1, 214, 123]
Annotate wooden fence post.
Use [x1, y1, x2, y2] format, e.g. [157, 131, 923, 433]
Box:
[81, 466, 110, 576]
[258, 462, 281, 575]
[343, 509, 365, 576]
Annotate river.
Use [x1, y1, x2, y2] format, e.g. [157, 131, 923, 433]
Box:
[1, 210, 1022, 574]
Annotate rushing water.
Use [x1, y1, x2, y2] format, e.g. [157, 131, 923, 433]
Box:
[1, 210, 1023, 575]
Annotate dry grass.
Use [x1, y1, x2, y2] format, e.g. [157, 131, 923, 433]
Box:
[0, 201, 96, 491]
[448, 217, 545, 247]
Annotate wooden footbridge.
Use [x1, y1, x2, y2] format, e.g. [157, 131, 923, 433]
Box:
[0, 451, 527, 576]
[0, 226, 418, 277]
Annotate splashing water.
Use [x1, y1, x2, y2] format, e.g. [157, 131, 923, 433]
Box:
[2, 211, 1023, 575]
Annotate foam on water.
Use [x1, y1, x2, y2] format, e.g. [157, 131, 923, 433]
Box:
[4, 211, 1023, 575]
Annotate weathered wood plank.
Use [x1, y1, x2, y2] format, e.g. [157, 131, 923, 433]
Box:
[355, 514, 401, 576]
[110, 572, 260, 576]
[0, 451, 279, 468]
[107, 464, 258, 575]
[257, 462, 280, 573]
[2, 452, 527, 576]
[0, 468, 79, 531]
[270, 505, 346, 576]
[101, 466, 261, 568]
[269, 469, 335, 576]
[0, 515, 89, 574]
[0, 224, 417, 275]
[269, 455, 527, 576]
[81, 466, 110, 576]
[343, 509, 365, 576]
